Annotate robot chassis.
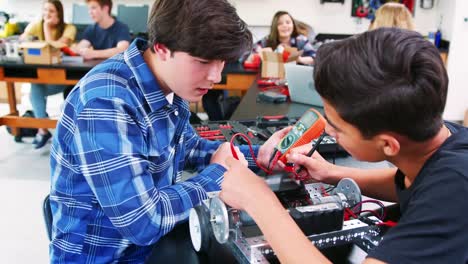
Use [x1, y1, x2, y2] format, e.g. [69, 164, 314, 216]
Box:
[189, 178, 384, 263]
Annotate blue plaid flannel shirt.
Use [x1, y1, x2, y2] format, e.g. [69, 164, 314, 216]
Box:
[49, 38, 259, 263]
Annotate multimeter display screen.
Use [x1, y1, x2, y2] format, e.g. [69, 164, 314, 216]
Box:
[299, 111, 318, 126]
[278, 111, 318, 152]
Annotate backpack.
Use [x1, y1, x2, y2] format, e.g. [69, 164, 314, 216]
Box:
[6, 110, 38, 142]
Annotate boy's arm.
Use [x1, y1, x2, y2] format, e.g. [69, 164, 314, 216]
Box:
[74, 97, 225, 245]
[287, 150, 398, 202]
[73, 39, 92, 51]
[248, 186, 332, 263]
[184, 124, 291, 173]
[80, 40, 130, 60]
[220, 157, 331, 263]
[221, 157, 389, 264]
[183, 124, 223, 170]
[327, 166, 398, 202]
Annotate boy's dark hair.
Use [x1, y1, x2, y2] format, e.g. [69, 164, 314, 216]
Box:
[147, 0, 252, 62]
[85, 0, 112, 15]
[314, 27, 448, 141]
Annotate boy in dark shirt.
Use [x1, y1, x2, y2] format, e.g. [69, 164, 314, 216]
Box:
[220, 28, 468, 263]
[73, 0, 131, 60]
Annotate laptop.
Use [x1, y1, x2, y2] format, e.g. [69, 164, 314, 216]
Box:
[284, 64, 323, 107]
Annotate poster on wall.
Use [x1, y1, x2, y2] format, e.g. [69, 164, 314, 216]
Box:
[351, 0, 415, 20]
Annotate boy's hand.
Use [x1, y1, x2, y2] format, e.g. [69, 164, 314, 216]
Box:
[78, 48, 96, 60]
[211, 142, 247, 169]
[219, 157, 271, 210]
[257, 126, 293, 172]
[284, 145, 334, 182]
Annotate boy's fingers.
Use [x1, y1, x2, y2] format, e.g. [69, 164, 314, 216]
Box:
[287, 153, 309, 165]
[225, 156, 237, 167]
[277, 126, 293, 137]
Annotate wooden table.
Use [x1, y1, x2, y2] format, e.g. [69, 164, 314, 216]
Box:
[0, 60, 257, 135]
[0, 59, 102, 134]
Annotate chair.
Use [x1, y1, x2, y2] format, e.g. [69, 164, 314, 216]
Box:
[43, 194, 52, 241]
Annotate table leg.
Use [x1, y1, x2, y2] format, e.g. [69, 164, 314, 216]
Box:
[6, 81, 19, 135]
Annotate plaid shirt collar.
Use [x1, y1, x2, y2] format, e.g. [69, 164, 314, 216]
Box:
[123, 38, 188, 114]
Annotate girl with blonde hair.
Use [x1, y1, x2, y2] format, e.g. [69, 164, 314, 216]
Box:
[369, 2, 415, 30]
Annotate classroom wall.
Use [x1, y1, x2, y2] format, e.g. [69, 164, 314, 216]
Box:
[444, 0, 468, 121]
[0, 0, 149, 23]
[232, 0, 439, 37]
[1, 0, 439, 37]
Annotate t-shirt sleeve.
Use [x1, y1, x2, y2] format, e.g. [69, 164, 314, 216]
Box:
[23, 21, 43, 40]
[367, 167, 468, 263]
[115, 22, 131, 43]
[81, 25, 94, 42]
[62, 24, 77, 42]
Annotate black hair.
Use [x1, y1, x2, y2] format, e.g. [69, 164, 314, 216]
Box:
[314, 27, 448, 141]
[147, 0, 253, 62]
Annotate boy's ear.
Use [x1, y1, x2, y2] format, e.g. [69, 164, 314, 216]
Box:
[378, 134, 400, 157]
[153, 43, 171, 61]
[103, 5, 110, 15]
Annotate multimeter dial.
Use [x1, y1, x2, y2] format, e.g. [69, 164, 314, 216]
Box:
[280, 134, 296, 149]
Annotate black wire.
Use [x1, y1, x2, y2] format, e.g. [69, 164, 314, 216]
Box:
[296, 132, 326, 174]
[267, 149, 278, 171]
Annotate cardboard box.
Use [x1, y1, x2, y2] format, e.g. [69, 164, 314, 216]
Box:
[19, 41, 65, 65]
[261, 47, 303, 79]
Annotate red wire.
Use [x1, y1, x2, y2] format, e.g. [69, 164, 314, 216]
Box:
[352, 199, 387, 220]
[345, 208, 358, 220]
[229, 132, 303, 179]
[377, 220, 398, 227]
[320, 185, 330, 196]
[355, 209, 382, 219]
[229, 133, 273, 174]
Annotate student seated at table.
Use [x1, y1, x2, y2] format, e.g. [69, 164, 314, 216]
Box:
[71, 0, 131, 60]
[19, 0, 76, 149]
[202, 11, 317, 121]
[369, 2, 415, 30]
[255, 10, 316, 65]
[49, 0, 290, 262]
[220, 28, 468, 263]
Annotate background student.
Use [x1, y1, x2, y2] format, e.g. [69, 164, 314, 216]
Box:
[72, 0, 131, 60]
[220, 28, 468, 263]
[202, 10, 317, 121]
[369, 2, 415, 30]
[255, 10, 316, 65]
[20, 0, 76, 149]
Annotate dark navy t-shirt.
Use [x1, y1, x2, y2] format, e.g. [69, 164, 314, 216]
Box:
[82, 20, 131, 50]
[368, 122, 468, 263]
